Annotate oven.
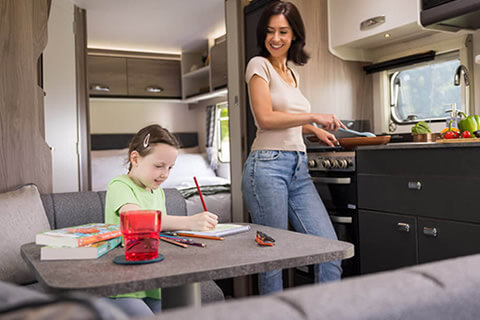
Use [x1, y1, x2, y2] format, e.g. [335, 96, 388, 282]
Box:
[294, 145, 360, 284]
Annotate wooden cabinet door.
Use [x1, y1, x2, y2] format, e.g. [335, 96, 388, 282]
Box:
[127, 58, 181, 98]
[88, 56, 127, 96]
[418, 217, 480, 264]
[359, 210, 417, 274]
[0, 0, 52, 194]
[210, 40, 227, 90]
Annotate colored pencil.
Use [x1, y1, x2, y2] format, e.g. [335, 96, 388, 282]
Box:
[160, 237, 188, 248]
[177, 233, 224, 241]
[193, 176, 208, 212]
[160, 235, 206, 247]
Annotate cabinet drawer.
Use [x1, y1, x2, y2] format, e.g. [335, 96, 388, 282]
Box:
[359, 210, 417, 274]
[358, 174, 480, 223]
[88, 56, 127, 96]
[418, 218, 480, 264]
[127, 59, 181, 98]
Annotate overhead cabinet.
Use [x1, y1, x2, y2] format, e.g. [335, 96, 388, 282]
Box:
[327, 0, 436, 61]
[357, 145, 480, 274]
[88, 53, 181, 98]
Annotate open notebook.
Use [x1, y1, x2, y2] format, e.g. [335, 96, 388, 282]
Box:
[176, 223, 250, 237]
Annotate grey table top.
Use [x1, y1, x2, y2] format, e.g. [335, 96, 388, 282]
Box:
[21, 224, 354, 296]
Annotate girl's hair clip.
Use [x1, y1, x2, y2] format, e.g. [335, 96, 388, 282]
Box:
[143, 133, 151, 148]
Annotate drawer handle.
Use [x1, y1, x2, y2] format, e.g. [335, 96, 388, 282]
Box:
[408, 181, 422, 190]
[146, 86, 163, 93]
[397, 222, 410, 233]
[90, 84, 110, 92]
[360, 15, 386, 31]
[423, 227, 438, 237]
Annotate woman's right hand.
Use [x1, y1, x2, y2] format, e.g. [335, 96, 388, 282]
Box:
[312, 114, 346, 131]
[188, 211, 218, 231]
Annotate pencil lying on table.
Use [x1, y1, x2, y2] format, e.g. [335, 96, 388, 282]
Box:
[176, 233, 224, 241]
[160, 237, 188, 248]
[160, 234, 206, 247]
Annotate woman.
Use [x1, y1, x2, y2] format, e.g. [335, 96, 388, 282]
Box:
[242, 0, 346, 295]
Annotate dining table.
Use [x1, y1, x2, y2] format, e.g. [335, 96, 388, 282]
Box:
[21, 223, 354, 309]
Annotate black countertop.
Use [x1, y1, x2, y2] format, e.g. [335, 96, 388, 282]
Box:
[358, 141, 480, 151]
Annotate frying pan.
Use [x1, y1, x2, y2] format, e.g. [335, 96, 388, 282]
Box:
[337, 136, 391, 149]
[306, 135, 391, 149]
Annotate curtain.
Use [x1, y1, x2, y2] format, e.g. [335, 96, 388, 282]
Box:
[205, 105, 218, 169]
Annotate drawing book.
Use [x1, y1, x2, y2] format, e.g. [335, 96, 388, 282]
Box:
[177, 223, 251, 237]
[40, 236, 121, 260]
[36, 223, 121, 248]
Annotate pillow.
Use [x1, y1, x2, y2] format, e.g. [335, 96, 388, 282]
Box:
[91, 148, 129, 191]
[162, 153, 217, 188]
[0, 184, 51, 284]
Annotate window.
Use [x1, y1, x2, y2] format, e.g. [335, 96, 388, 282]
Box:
[216, 102, 230, 162]
[389, 52, 463, 123]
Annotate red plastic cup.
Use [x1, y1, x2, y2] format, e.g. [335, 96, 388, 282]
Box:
[120, 210, 162, 261]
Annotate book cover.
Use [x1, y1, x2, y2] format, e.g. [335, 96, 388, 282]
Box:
[36, 223, 121, 248]
[40, 236, 122, 260]
[177, 223, 251, 237]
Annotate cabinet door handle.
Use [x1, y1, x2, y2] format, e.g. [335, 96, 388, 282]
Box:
[145, 86, 163, 93]
[408, 181, 422, 190]
[360, 15, 386, 31]
[90, 84, 110, 92]
[423, 227, 438, 237]
[397, 222, 410, 233]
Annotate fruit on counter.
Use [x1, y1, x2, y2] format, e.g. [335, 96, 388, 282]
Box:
[461, 131, 472, 138]
[441, 120, 459, 139]
[458, 112, 479, 134]
[411, 121, 432, 134]
[474, 130, 480, 138]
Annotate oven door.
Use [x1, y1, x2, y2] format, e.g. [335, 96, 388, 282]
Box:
[310, 172, 357, 211]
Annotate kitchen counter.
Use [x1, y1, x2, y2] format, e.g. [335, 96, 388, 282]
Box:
[357, 141, 480, 150]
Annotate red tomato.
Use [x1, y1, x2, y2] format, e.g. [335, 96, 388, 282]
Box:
[444, 131, 459, 139]
[462, 131, 471, 138]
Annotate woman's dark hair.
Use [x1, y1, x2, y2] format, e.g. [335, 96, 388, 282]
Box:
[127, 124, 180, 171]
[256, 1, 310, 65]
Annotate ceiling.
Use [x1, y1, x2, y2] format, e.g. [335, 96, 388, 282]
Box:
[72, 0, 226, 54]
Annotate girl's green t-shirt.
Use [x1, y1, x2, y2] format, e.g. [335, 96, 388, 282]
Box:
[105, 174, 167, 300]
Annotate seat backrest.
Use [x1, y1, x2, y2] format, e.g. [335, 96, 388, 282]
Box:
[41, 189, 186, 229]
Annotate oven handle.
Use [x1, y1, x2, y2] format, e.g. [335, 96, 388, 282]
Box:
[312, 177, 351, 185]
[330, 215, 353, 224]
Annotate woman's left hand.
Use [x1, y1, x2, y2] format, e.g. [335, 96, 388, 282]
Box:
[313, 127, 339, 147]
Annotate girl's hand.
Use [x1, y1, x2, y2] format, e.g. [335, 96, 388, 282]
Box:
[189, 211, 218, 231]
[313, 127, 339, 147]
[312, 114, 346, 131]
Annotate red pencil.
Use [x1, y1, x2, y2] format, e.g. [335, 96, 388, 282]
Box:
[193, 176, 208, 212]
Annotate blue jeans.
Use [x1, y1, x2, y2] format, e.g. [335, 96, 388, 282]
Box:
[242, 150, 342, 294]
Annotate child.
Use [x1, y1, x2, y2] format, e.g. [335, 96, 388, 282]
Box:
[104, 124, 218, 316]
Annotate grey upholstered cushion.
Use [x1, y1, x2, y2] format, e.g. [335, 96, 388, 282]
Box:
[164, 188, 187, 216]
[0, 184, 51, 284]
[157, 295, 302, 320]
[0, 280, 128, 319]
[41, 191, 105, 229]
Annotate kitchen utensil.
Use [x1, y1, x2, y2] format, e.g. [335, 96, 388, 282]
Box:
[338, 136, 390, 149]
[338, 127, 376, 137]
[412, 133, 441, 142]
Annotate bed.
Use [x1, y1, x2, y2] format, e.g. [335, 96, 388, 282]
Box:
[90, 133, 231, 222]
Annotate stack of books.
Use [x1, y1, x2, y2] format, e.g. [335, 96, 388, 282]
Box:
[35, 223, 121, 261]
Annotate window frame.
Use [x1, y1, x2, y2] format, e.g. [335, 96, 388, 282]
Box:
[388, 50, 463, 125]
[215, 101, 230, 163]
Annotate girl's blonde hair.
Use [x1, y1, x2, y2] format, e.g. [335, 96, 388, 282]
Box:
[127, 125, 180, 171]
